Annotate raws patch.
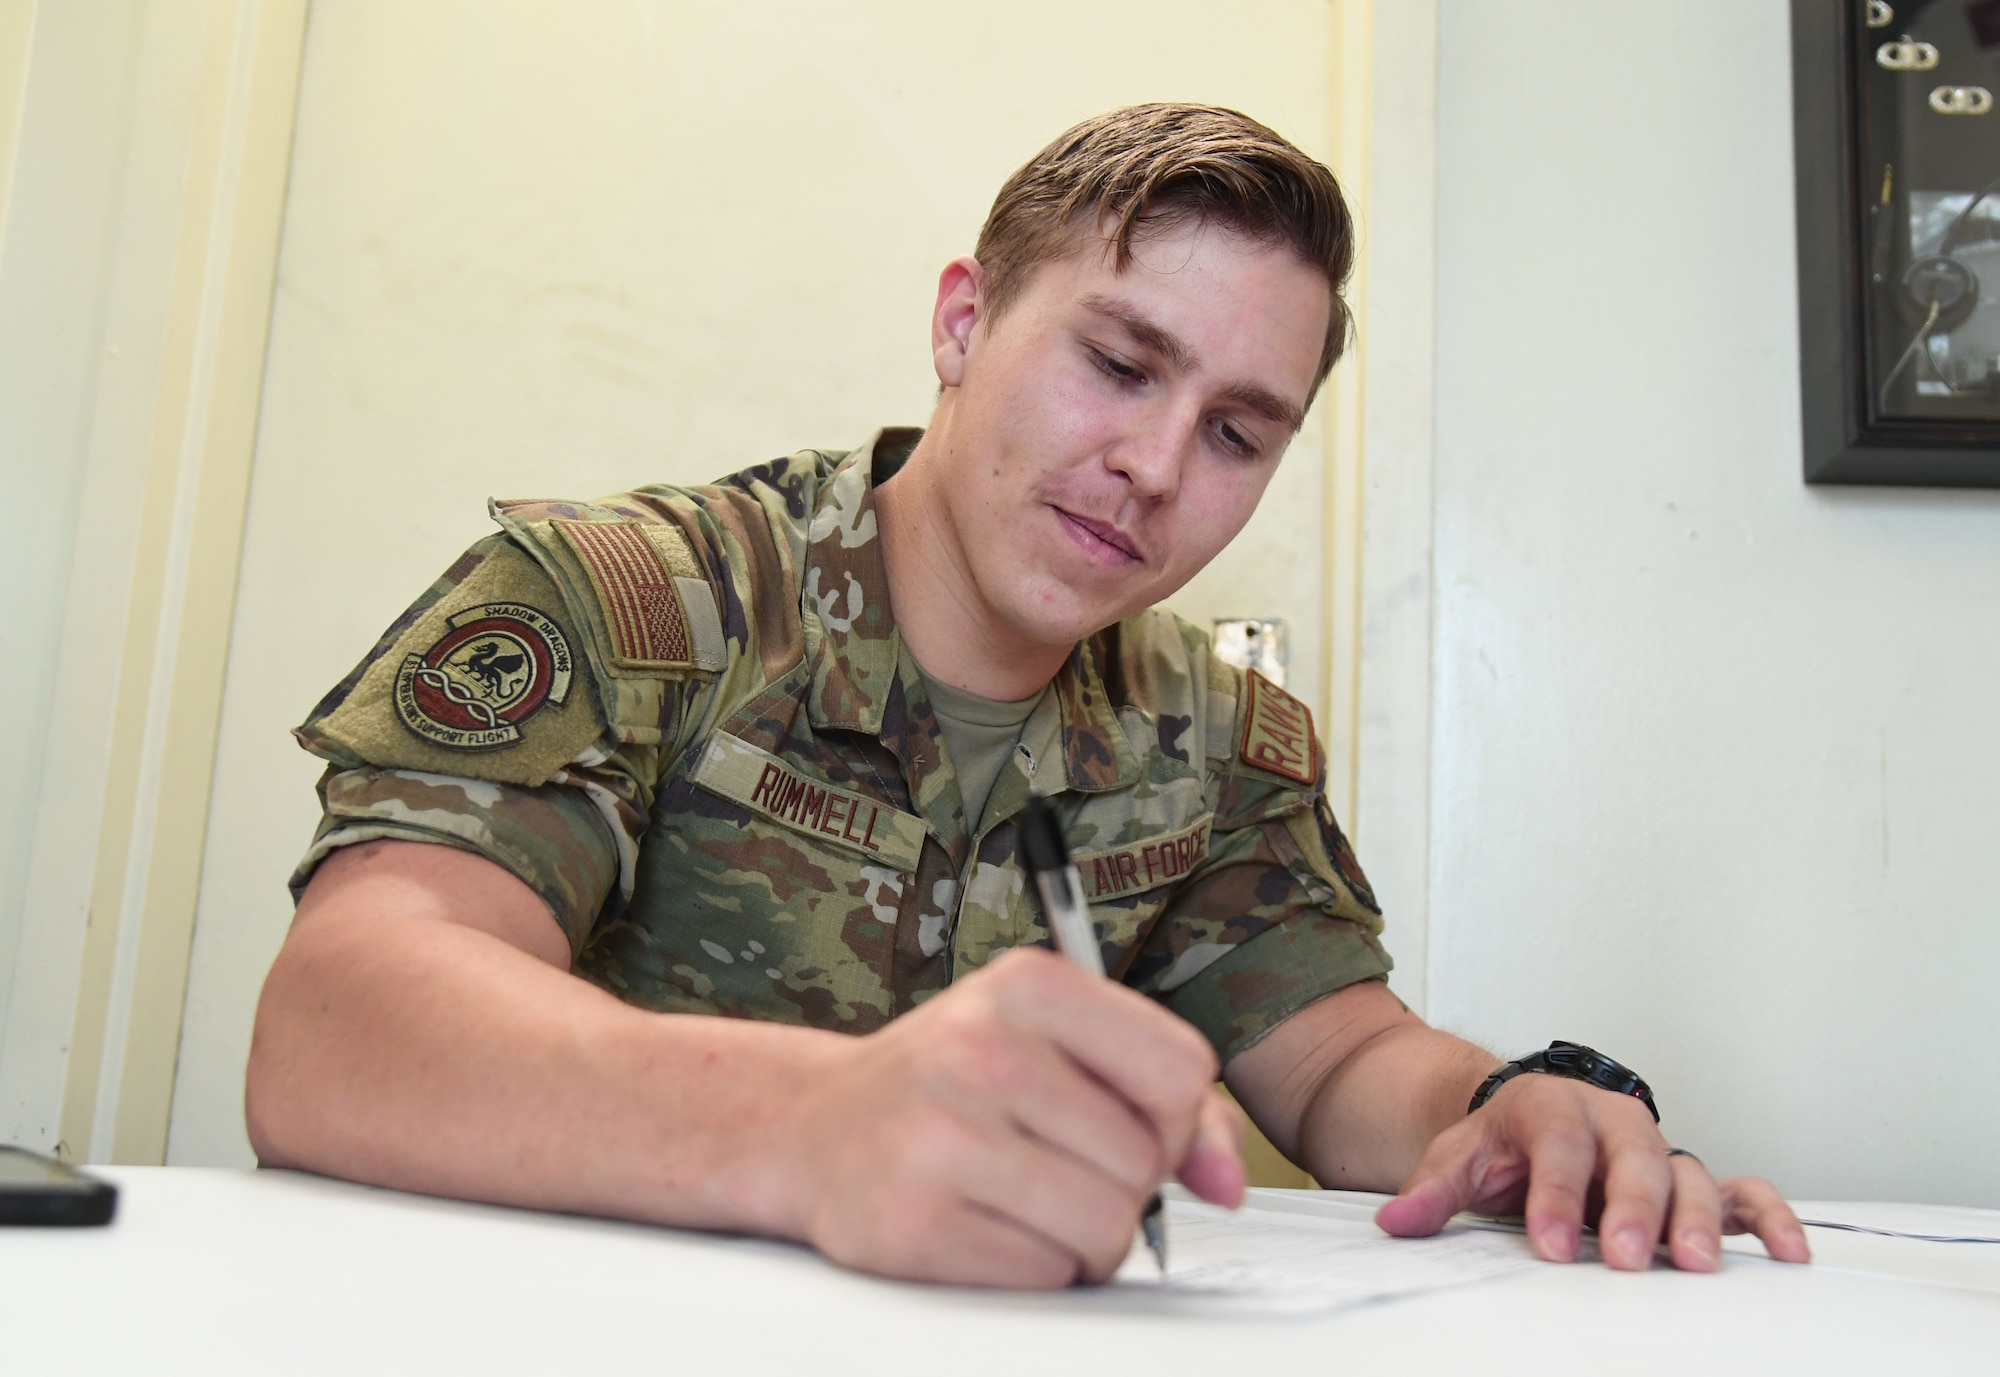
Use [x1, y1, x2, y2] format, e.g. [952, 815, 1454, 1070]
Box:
[1240, 669, 1316, 784]
[1074, 814, 1214, 902]
[394, 602, 573, 749]
[690, 731, 927, 872]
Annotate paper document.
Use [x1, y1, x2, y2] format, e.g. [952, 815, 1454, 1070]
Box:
[1791, 1200, 2000, 1245]
[1111, 1188, 1543, 1315]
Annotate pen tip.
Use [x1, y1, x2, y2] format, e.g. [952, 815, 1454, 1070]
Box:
[1142, 1198, 1167, 1274]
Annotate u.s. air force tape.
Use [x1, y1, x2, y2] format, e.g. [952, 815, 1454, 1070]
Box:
[1071, 815, 1214, 902]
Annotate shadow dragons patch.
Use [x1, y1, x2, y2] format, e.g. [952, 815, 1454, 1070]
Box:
[394, 602, 573, 750]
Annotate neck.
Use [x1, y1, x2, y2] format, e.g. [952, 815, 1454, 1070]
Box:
[875, 411, 1071, 702]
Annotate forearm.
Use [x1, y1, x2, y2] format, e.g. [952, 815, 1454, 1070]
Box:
[246, 903, 839, 1238]
[249, 838, 1245, 1289]
[1292, 1024, 1499, 1191]
[1227, 981, 1809, 1269]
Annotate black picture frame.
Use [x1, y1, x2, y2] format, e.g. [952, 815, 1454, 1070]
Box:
[1793, 0, 2000, 487]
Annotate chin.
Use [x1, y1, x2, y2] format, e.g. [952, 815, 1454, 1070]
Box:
[978, 537, 1161, 648]
[1008, 583, 1148, 649]
[1004, 608, 1096, 653]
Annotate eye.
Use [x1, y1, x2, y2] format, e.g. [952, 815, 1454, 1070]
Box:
[1086, 346, 1146, 386]
[1213, 419, 1259, 458]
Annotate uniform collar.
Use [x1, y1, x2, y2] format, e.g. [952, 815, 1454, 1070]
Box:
[802, 429, 1143, 796]
[1041, 633, 1143, 793]
[801, 428, 913, 737]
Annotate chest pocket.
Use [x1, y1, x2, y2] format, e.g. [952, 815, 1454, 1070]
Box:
[604, 729, 927, 1032]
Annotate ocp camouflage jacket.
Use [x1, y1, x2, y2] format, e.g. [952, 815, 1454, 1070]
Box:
[293, 429, 1390, 1061]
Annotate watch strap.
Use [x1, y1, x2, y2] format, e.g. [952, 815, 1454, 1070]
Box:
[1467, 1040, 1660, 1121]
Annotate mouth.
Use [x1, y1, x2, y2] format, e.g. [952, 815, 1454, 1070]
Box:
[1052, 507, 1143, 565]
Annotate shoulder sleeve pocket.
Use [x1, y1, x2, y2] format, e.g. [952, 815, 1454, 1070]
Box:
[297, 539, 607, 787]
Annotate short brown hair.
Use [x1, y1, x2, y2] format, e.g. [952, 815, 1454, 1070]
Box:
[975, 103, 1355, 402]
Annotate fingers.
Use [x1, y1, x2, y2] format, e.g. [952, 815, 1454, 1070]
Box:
[1659, 1153, 1724, 1271]
[968, 1090, 1252, 1283]
[1001, 1042, 1164, 1198]
[1377, 1071, 1812, 1278]
[1517, 1114, 1600, 1263]
[1380, 1077, 1668, 1269]
[1176, 1090, 1248, 1207]
[808, 1087, 1146, 1288]
[1608, 1153, 1809, 1272]
[851, 1196, 1082, 1290]
[940, 1204, 1082, 1289]
[940, 952, 1212, 1193]
[985, 950, 1217, 1163]
[1591, 1116, 1676, 1271]
[1615, 1160, 1809, 1271]
[1375, 1115, 1528, 1240]
[957, 1125, 1149, 1283]
[800, 949, 1223, 1288]
[1720, 1176, 1812, 1263]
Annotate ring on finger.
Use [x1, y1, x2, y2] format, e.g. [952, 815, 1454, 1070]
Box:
[1665, 1147, 1703, 1168]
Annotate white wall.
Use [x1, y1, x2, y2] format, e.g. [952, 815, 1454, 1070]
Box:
[1429, 1, 2000, 1206]
[170, 0, 1345, 1164]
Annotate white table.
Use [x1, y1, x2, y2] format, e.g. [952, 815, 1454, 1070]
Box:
[3, 1168, 1994, 1375]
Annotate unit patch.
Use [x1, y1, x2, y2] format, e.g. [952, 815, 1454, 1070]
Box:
[1074, 814, 1214, 902]
[1320, 798, 1380, 914]
[393, 602, 573, 750]
[689, 731, 928, 872]
[1240, 669, 1316, 784]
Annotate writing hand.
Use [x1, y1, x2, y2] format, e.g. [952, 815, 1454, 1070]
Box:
[774, 947, 1243, 1287]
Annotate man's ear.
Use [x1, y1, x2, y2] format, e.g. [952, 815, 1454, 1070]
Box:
[932, 256, 984, 389]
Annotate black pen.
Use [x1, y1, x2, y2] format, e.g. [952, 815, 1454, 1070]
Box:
[1018, 791, 1168, 1273]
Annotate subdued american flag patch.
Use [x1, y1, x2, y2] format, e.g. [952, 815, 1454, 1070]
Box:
[552, 518, 693, 667]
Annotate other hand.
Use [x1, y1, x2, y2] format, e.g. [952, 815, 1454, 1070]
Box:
[1374, 1072, 1810, 1271]
[776, 947, 1246, 1287]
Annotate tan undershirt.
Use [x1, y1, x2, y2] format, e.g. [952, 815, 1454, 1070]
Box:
[915, 667, 1047, 834]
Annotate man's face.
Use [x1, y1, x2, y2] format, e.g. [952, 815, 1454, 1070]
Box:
[928, 220, 1331, 654]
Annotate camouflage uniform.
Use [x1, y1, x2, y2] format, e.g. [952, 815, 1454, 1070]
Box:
[292, 428, 1390, 1062]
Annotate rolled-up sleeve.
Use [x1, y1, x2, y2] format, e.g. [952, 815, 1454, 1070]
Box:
[291, 765, 626, 957]
[1132, 789, 1391, 1064]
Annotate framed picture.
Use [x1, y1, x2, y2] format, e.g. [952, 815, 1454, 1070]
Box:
[1794, 0, 2000, 486]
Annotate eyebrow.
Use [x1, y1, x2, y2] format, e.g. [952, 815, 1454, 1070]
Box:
[1077, 293, 1306, 434]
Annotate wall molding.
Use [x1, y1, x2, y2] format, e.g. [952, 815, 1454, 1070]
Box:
[1325, 0, 1440, 1018]
[0, 0, 306, 1164]
[0, 2, 36, 244]
[1322, 0, 1371, 829]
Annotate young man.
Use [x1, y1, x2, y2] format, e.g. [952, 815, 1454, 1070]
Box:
[248, 104, 1808, 1287]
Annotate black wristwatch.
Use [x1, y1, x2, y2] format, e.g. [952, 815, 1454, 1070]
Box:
[1467, 1040, 1659, 1121]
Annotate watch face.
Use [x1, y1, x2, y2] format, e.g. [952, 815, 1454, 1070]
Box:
[1506, 1043, 1661, 1120]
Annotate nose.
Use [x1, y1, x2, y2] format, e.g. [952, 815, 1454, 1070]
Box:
[1104, 414, 1193, 501]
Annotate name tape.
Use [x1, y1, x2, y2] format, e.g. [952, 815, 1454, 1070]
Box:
[690, 731, 927, 872]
